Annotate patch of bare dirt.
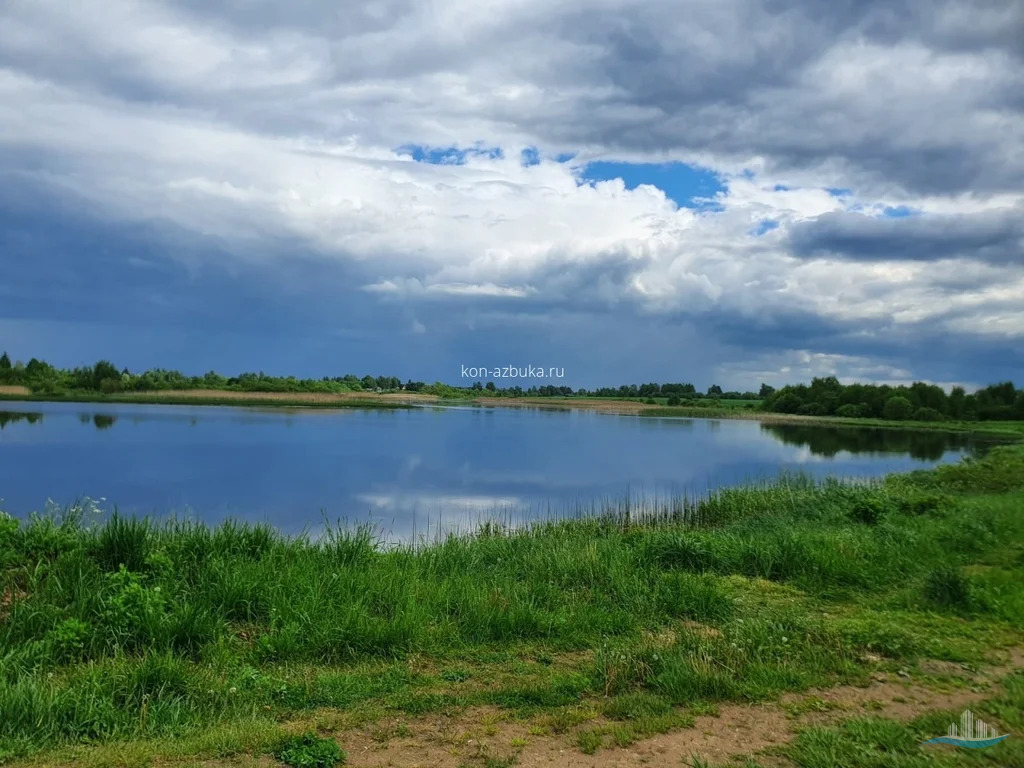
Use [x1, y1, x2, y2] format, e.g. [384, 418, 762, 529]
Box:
[329, 648, 1024, 768]
[0, 385, 31, 395]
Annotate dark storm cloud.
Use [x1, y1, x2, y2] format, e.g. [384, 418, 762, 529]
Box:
[3, 1, 1021, 195]
[788, 209, 1024, 264]
[1, 0, 1022, 389]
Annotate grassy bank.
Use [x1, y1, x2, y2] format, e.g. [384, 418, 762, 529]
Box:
[2, 445, 1023, 766]
[644, 404, 1024, 439]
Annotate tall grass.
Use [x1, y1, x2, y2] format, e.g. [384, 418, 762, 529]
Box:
[1, 445, 1023, 759]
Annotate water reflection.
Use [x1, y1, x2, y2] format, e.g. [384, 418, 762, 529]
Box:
[0, 400, 985, 537]
[77, 413, 118, 430]
[0, 411, 43, 428]
[760, 423, 987, 461]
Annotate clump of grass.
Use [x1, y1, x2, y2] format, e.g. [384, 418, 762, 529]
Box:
[274, 732, 345, 767]
[923, 565, 973, 611]
[575, 727, 603, 754]
[93, 513, 152, 572]
[848, 496, 891, 526]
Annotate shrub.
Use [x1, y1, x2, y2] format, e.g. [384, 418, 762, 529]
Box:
[912, 407, 945, 422]
[275, 733, 345, 768]
[667, 396, 681, 406]
[772, 393, 803, 413]
[882, 396, 914, 421]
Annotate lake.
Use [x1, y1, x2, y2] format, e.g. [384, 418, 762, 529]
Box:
[0, 401, 991, 541]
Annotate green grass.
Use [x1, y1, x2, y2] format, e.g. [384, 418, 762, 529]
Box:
[783, 670, 1024, 767]
[1, 445, 1023, 765]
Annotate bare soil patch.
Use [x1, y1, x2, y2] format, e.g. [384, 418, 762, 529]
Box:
[0, 385, 30, 395]
[305, 647, 1024, 768]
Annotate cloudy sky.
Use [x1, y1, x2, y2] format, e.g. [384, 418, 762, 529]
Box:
[1, 0, 1022, 390]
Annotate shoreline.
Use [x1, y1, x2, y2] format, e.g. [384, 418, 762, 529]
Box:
[3, 387, 1023, 439]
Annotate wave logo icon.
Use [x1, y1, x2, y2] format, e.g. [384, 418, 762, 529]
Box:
[921, 709, 1009, 749]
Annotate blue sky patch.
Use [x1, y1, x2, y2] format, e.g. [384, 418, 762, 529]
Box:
[882, 205, 919, 218]
[826, 187, 852, 197]
[396, 144, 503, 165]
[580, 161, 725, 209]
[751, 220, 779, 236]
[520, 147, 541, 166]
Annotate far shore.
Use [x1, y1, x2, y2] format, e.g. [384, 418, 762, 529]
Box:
[2, 385, 1023, 439]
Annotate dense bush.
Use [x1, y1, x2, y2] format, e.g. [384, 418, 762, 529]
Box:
[912, 407, 945, 422]
[882, 396, 914, 421]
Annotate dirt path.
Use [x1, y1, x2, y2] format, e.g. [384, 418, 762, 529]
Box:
[327, 648, 1023, 768]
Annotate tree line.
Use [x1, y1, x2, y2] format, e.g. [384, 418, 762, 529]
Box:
[0, 352, 407, 396]
[0, 352, 763, 402]
[2, 352, 1020, 422]
[761, 376, 1024, 422]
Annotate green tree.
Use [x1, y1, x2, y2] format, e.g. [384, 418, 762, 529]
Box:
[707, 384, 722, 396]
[92, 360, 120, 390]
[758, 383, 775, 398]
[883, 395, 914, 421]
[948, 386, 967, 419]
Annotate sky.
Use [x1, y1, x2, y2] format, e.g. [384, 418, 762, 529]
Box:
[0, 0, 1022, 390]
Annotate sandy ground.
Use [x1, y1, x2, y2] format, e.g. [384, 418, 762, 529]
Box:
[0, 385, 30, 395]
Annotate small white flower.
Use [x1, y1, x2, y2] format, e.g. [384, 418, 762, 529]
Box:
[228, 686, 237, 694]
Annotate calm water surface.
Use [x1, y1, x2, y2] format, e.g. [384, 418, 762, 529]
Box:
[0, 401, 991, 540]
